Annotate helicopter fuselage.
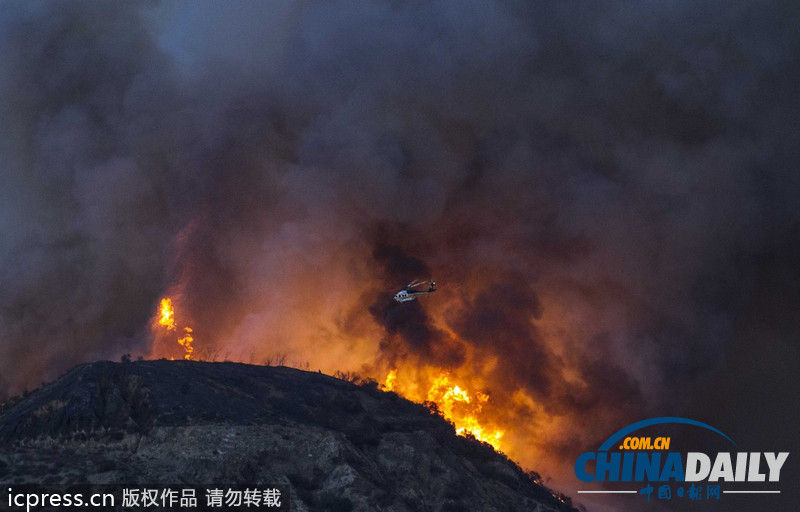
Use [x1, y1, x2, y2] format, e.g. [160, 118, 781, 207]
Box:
[393, 290, 417, 302]
[393, 280, 436, 303]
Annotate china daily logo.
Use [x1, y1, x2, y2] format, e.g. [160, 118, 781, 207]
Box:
[574, 417, 788, 503]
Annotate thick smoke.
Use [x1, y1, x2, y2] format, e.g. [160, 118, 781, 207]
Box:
[1, 0, 798, 502]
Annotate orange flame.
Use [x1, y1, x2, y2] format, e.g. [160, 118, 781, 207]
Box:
[177, 327, 195, 360]
[158, 298, 176, 330]
[385, 369, 504, 449]
[156, 297, 195, 360]
[382, 368, 397, 391]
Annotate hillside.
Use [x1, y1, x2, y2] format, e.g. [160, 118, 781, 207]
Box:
[0, 360, 578, 512]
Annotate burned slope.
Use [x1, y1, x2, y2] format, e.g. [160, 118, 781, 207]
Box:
[0, 361, 577, 512]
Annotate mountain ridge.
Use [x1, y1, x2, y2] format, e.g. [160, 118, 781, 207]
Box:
[0, 360, 579, 512]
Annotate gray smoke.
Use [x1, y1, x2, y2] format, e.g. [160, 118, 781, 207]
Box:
[1, 0, 798, 503]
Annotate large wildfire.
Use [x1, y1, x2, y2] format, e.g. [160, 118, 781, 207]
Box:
[420, 372, 504, 448]
[385, 369, 503, 449]
[3, 0, 793, 501]
[143, 245, 646, 483]
[152, 297, 504, 450]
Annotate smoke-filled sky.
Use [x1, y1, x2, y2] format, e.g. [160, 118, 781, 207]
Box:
[1, 0, 798, 509]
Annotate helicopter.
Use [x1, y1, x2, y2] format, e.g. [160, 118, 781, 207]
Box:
[393, 280, 436, 303]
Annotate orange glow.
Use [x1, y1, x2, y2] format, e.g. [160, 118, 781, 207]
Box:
[158, 298, 176, 330]
[177, 327, 195, 360]
[383, 368, 397, 391]
[155, 297, 195, 360]
[388, 370, 504, 450]
[143, 266, 583, 488]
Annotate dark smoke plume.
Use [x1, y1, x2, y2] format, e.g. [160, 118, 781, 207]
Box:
[1, 0, 798, 504]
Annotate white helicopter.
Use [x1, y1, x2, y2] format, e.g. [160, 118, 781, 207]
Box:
[393, 280, 436, 303]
